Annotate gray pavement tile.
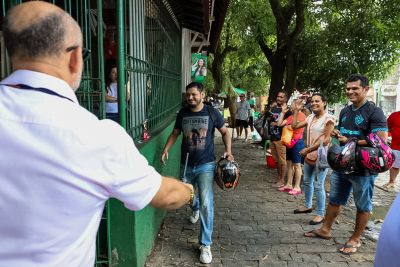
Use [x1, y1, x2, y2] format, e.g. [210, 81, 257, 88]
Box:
[145, 136, 388, 266]
[319, 252, 351, 262]
[317, 263, 349, 267]
[348, 262, 374, 267]
[288, 263, 318, 267]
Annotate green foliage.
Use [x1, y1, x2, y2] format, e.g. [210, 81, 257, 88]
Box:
[214, 0, 271, 97]
[222, 0, 400, 102]
[296, 0, 400, 102]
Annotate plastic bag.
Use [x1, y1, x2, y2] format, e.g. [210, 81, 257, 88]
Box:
[281, 126, 293, 147]
[316, 140, 329, 169]
[252, 130, 262, 142]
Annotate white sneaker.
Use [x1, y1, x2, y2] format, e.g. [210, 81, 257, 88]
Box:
[199, 245, 212, 264]
[189, 210, 199, 224]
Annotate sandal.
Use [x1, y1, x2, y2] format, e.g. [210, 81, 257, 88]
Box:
[288, 189, 302, 196]
[272, 182, 285, 188]
[294, 208, 313, 214]
[309, 217, 324, 225]
[304, 229, 331, 240]
[278, 186, 292, 192]
[383, 183, 395, 189]
[339, 241, 361, 255]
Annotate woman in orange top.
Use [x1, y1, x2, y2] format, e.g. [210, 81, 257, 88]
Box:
[277, 102, 306, 196]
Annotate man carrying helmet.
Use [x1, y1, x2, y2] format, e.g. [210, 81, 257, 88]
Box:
[161, 82, 234, 264]
[304, 74, 387, 255]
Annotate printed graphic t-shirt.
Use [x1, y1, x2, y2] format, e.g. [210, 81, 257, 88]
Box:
[175, 105, 224, 167]
[338, 101, 387, 140]
[269, 106, 292, 141]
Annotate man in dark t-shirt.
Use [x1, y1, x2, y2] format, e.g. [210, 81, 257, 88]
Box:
[161, 82, 234, 264]
[305, 74, 388, 256]
[269, 91, 292, 187]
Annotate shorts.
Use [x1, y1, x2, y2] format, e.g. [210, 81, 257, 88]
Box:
[286, 139, 305, 163]
[392, 150, 400, 168]
[329, 171, 376, 212]
[235, 119, 248, 128]
[248, 116, 254, 127]
[270, 140, 286, 165]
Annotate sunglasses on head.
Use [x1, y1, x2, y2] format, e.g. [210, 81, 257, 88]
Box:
[66, 46, 91, 61]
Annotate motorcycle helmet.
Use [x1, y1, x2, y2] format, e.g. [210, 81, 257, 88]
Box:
[327, 138, 359, 174]
[356, 133, 395, 173]
[215, 157, 240, 190]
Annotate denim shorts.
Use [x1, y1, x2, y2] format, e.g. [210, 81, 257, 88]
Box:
[329, 171, 376, 212]
[286, 139, 305, 163]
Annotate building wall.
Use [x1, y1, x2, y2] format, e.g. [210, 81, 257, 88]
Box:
[108, 121, 182, 267]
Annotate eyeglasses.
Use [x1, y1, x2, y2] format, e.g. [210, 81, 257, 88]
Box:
[66, 46, 91, 61]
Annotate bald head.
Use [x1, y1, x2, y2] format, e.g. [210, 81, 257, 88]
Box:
[3, 1, 81, 60]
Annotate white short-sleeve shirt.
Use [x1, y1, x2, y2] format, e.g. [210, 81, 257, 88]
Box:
[0, 70, 162, 267]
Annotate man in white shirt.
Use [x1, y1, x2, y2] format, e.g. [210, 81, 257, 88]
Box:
[0, 2, 193, 267]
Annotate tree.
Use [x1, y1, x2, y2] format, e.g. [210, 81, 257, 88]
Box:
[230, 0, 400, 102]
[254, 0, 305, 100]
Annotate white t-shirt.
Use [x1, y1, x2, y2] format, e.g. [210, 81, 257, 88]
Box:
[236, 100, 250, 120]
[306, 112, 336, 146]
[106, 82, 118, 113]
[0, 70, 162, 267]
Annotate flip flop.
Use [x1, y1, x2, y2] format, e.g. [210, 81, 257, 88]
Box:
[278, 186, 292, 192]
[288, 189, 302, 196]
[309, 218, 324, 225]
[304, 229, 332, 240]
[272, 183, 284, 188]
[339, 241, 361, 255]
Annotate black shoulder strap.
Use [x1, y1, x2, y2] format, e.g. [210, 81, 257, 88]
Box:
[0, 83, 74, 102]
[207, 105, 217, 127]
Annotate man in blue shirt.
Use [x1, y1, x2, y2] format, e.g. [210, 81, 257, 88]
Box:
[161, 82, 234, 264]
[305, 74, 387, 255]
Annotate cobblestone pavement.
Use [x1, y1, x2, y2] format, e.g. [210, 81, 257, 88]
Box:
[145, 131, 398, 267]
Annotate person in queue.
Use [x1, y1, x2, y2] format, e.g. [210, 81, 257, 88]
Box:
[304, 74, 387, 255]
[291, 94, 335, 225]
[276, 102, 307, 196]
[269, 91, 292, 187]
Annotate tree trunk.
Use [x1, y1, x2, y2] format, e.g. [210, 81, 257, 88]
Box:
[268, 54, 286, 102]
[283, 51, 297, 98]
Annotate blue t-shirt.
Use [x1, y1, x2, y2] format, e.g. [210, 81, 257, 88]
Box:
[338, 101, 387, 140]
[175, 105, 224, 167]
[269, 106, 292, 141]
[338, 101, 387, 176]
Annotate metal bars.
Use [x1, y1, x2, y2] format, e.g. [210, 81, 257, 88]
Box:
[125, 0, 182, 141]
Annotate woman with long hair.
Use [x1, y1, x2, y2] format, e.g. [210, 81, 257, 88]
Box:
[193, 58, 207, 77]
[276, 103, 306, 196]
[105, 65, 119, 122]
[291, 93, 335, 225]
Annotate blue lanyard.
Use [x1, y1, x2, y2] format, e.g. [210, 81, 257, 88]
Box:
[0, 83, 74, 102]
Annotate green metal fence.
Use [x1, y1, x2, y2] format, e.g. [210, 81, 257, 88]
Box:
[122, 0, 182, 139]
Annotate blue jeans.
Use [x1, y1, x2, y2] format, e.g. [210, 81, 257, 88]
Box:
[106, 113, 119, 123]
[303, 162, 329, 216]
[329, 171, 376, 212]
[181, 162, 215, 246]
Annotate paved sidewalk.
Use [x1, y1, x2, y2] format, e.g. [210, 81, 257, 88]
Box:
[145, 132, 398, 266]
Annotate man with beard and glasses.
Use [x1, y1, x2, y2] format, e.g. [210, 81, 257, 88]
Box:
[161, 82, 234, 264]
[0, 2, 193, 267]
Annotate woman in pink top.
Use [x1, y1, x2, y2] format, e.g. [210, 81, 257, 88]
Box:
[291, 93, 335, 225]
[277, 103, 306, 196]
